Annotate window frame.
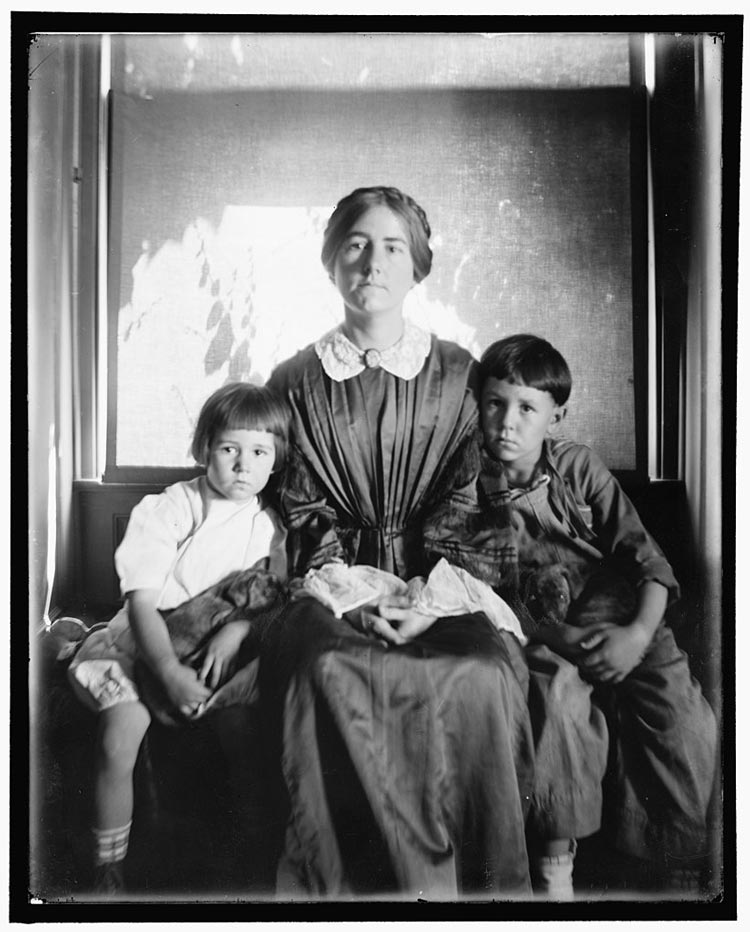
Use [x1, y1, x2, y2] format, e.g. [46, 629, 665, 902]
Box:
[91, 32, 654, 493]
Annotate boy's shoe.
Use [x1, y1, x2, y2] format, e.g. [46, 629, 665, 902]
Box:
[93, 860, 126, 896]
[663, 864, 704, 896]
[532, 840, 577, 901]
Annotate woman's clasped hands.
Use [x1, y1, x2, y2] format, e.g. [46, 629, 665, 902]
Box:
[350, 595, 437, 646]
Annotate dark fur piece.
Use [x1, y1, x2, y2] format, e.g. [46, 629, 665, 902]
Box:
[521, 563, 637, 635]
[135, 560, 286, 725]
[521, 564, 574, 629]
[567, 567, 637, 628]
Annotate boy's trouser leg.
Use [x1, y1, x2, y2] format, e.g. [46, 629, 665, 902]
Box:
[525, 644, 609, 843]
[599, 622, 718, 864]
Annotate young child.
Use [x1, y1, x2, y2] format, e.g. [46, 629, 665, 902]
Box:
[67, 382, 289, 894]
[476, 334, 717, 896]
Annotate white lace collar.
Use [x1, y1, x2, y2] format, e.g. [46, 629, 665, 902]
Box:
[314, 320, 432, 382]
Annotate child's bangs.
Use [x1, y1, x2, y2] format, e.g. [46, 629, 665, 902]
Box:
[223, 409, 274, 435]
[221, 395, 281, 437]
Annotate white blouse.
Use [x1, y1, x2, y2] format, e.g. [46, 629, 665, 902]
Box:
[115, 476, 287, 611]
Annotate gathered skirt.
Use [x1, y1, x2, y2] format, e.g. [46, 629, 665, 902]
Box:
[259, 597, 537, 899]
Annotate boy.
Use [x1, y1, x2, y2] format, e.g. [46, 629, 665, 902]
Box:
[477, 333, 717, 896]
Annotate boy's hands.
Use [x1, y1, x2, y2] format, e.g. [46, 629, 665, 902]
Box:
[158, 659, 212, 718]
[199, 620, 251, 690]
[532, 621, 604, 661]
[533, 580, 664, 683]
[577, 621, 652, 683]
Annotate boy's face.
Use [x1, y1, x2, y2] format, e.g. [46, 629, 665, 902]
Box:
[206, 428, 276, 501]
[480, 377, 565, 484]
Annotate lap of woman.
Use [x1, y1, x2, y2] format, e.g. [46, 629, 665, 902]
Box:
[260, 597, 535, 897]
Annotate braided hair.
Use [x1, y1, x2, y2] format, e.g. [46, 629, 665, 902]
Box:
[320, 186, 433, 284]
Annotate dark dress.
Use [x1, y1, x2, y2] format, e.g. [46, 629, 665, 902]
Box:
[262, 334, 535, 898]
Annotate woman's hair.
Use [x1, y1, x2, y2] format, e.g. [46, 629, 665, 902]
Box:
[320, 186, 433, 284]
[191, 382, 290, 469]
[478, 334, 572, 406]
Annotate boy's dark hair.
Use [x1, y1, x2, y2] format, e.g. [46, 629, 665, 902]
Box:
[191, 382, 290, 469]
[321, 185, 433, 284]
[478, 334, 572, 406]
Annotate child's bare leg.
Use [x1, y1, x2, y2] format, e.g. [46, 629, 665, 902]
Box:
[95, 701, 151, 827]
[91, 701, 151, 891]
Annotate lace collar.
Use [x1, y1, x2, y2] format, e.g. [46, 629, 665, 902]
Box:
[314, 320, 432, 382]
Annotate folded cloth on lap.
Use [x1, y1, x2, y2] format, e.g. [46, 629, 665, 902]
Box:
[301, 558, 527, 644]
[300, 563, 409, 616]
[410, 559, 526, 643]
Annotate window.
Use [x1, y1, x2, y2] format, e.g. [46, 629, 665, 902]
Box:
[103, 32, 644, 481]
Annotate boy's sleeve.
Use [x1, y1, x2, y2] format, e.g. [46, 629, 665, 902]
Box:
[578, 449, 681, 603]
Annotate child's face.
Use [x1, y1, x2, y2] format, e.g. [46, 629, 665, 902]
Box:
[480, 377, 564, 484]
[206, 428, 276, 501]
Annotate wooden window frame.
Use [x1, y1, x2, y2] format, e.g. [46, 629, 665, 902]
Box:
[86, 33, 656, 493]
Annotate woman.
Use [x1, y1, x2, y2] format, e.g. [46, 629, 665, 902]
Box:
[263, 186, 534, 898]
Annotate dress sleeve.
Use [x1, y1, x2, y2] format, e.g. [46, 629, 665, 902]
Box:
[276, 442, 347, 578]
[114, 484, 198, 596]
[422, 426, 513, 588]
[269, 354, 345, 578]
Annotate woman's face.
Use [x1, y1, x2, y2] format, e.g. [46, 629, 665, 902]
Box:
[332, 205, 415, 320]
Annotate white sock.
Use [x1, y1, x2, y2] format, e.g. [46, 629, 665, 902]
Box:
[533, 839, 576, 900]
[93, 821, 132, 866]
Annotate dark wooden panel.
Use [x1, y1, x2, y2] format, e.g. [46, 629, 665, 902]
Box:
[73, 481, 168, 610]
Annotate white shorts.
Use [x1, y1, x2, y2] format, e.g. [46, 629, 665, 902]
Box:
[67, 608, 141, 713]
[67, 606, 262, 717]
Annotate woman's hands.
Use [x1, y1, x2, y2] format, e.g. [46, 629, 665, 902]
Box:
[198, 620, 251, 690]
[348, 596, 437, 646]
